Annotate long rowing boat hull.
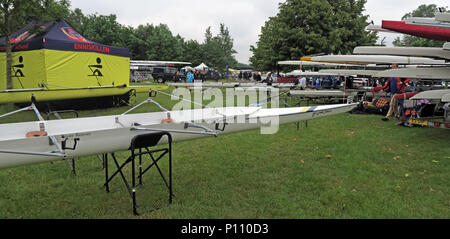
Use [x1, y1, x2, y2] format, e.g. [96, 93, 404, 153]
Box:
[375, 67, 450, 80]
[318, 69, 382, 77]
[169, 82, 296, 89]
[289, 90, 359, 97]
[353, 46, 450, 61]
[410, 89, 450, 100]
[382, 20, 450, 41]
[0, 104, 356, 169]
[404, 17, 450, 30]
[129, 85, 168, 93]
[308, 54, 446, 65]
[0, 85, 168, 104]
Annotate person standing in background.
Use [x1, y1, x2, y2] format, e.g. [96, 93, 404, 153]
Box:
[186, 70, 194, 83]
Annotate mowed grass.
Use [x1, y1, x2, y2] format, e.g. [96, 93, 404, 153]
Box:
[0, 86, 449, 218]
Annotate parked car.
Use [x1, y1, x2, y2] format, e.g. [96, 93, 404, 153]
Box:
[151, 67, 178, 83]
[130, 66, 185, 83]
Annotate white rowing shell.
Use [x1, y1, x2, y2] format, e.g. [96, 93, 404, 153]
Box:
[353, 46, 450, 61]
[375, 67, 450, 80]
[289, 90, 359, 97]
[410, 89, 450, 100]
[310, 55, 447, 65]
[405, 17, 450, 29]
[0, 104, 356, 169]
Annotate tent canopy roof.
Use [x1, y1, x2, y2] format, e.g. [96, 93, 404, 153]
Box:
[194, 63, 209, 69]
[0, 19, 129, 57]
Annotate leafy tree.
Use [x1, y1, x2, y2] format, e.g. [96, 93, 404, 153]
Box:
[249, 0, 377, 71]
[130, 23, 185, 61]
[66, 10, 187, 62]
[76, 13, 127, 47]
[147, 24, 184, 61]
[249, 16, 283, 71]
[0, 0, 71, 89]
[181, 39, 203, 66]
[66, 7, 85, 30]
[40, 0, 70, 22]
[392, 4, 448, 47]
[199, 24, 237, 71]
[216, 23, 238, 69]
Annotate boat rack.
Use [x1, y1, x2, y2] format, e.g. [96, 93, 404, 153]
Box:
[102, 131, 173, 215]
[279, 91, 309, 130]
[46, 110, 81, 175]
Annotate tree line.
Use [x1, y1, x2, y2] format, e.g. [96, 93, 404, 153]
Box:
[68, 9, 238, 70]
[249, 0, 378, 72]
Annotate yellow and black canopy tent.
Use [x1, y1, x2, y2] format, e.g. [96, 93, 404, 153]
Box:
[0, 20, 165, 105]
[0, 20, 130, 90]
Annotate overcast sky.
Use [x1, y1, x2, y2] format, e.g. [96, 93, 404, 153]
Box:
[70, 0, 449, 64]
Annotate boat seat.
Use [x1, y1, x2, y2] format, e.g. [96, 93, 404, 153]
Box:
[26, 131, 48, 138]
[129, 132, 169, 150]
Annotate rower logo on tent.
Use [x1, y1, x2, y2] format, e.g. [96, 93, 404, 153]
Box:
[12, 56, 25, 88]
[88, 57, 103, 86]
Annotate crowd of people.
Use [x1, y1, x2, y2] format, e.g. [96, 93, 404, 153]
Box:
[293, 76, 370, 90]
[233, 72, 384, 90]
[185, 69, 221, 83]
[236, 71, 263, 82]
[302, 76, 343, 89]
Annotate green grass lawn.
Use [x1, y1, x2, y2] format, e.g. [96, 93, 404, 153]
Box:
[0, 86, 449, 218]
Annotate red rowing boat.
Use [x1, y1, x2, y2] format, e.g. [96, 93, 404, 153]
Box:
[382, 20, 450, 41]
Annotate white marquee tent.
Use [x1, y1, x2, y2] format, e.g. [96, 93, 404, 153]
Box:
[194, 63, 209, 70]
